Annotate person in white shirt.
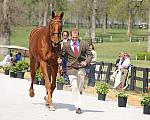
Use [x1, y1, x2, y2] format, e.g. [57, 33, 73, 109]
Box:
[110, 51, 125, 80]
[119, 52, 131, 90]
[114, 52, 131, 90]
[0, 53, 13, 67]
[87, 44, 97, 87]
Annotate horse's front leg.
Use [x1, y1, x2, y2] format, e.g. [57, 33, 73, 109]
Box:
[51, 64, 58, 96]
[40, 61, 55, 111]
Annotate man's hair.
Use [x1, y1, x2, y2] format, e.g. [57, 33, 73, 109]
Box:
[70, 28, 79, 36]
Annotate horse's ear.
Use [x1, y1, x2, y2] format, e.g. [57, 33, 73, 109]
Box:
[60, 12, 64, 19]
[52, 11, 55, 19]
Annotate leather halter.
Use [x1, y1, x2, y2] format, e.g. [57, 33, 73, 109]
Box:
[50, 19, 62, 36]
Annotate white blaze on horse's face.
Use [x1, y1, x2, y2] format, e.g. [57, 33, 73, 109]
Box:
[51, 12, 64, 47]
[51, 19, 62, 46]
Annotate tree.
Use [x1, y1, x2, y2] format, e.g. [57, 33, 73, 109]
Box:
[0, 0, 11, 56]
[148, 0, 150, 52]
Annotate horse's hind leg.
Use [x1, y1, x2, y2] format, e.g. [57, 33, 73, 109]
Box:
[29, 55, 39, 97]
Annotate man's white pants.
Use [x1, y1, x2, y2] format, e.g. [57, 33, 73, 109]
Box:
[68, 68, 86, 108]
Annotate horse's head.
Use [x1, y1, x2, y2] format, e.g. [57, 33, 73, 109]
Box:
[50, 11, 64, 47]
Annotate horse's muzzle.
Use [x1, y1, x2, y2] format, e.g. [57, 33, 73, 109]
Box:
[52, 40, 62, 47]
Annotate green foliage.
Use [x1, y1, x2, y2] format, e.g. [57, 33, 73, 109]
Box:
[141, 87, 150, 106]
[57, 76, 65, 84]
[10, 66, 17, 74]
[137, 52, 150, 61]
[35, 71, 42, 81]
[116, 91, 129, 98]
[2, 65, 11, 71]
[141, 96, 150, 106]
[16, 61, 29, 72]
[96, 82, 109, 94]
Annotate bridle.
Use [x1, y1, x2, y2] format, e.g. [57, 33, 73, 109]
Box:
[50, 19, 62, 37]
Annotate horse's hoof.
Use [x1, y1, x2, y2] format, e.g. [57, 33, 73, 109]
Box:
[49, 105, 55, 111]
[29, 89, 35, 97]
[44, 96, 48, 101]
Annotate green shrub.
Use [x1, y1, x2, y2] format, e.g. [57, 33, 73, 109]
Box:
[96, 81, 109, 94]
[137, 52, 150, 61]
[10, 66, 17, 74]
[137, 53, 145, 60]
[116, 91, 129, 98]
[16, 61, 29, 72]
[57, 76, 65, 84]
[35, 71, 42, 81]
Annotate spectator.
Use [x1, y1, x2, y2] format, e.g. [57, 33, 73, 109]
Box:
[87, 44, 97, 87]
[61, 31, 70, 84]
[15, 52, 22, 62]
[110, 51, 125, 80]
[0, 53, 13, 66]
[113, 52, 131, 90]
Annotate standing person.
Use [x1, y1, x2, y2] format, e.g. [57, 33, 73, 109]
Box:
[62, 28, 92, 114]
[61, 31, 70, 84]
[87, 44, 97, 87]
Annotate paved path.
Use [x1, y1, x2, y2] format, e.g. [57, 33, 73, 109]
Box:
[0, 73, 149, 120]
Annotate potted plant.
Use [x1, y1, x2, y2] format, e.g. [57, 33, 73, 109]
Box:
[56, 76, 65, 90]
[9, 66, 17, 78]
[96, 81, 109, 101]
[2, 65, 11, 75]
[16, 61, 29, 79]
[117, 91, 129, 107]
[141, 87, 150, 114]
[34, 71, 43, 85]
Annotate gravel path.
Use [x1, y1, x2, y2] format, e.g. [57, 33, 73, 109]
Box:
[0, 73, 149, 120]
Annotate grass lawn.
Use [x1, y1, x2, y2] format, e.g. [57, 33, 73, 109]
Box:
[7, 26, 150, 67]
[0, 26, 149, 91]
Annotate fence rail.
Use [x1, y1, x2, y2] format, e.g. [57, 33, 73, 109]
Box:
[95, 61, 150, 93]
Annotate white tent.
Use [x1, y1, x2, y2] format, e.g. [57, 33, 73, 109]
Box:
[0, 45, 29, 51]
[0, 45, 29, 60]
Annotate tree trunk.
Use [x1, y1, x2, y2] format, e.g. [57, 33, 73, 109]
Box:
[85, 16, 91, 39]
[147, 1, 150, 52]
[0, 0, 10, 56]
[91, 0, 96, 43]
[38, 1, 43, 26]
[102, 15, 107, 35]
[43, 2, 49, 26]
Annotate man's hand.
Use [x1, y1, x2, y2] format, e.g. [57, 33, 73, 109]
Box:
[57, 57, 62, 64]
[80, 60, 87, 67]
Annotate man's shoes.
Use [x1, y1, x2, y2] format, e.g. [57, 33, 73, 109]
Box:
[76, 108, 81, 114]
[80, 91, 82, 95]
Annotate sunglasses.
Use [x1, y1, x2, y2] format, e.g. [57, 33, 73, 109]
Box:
[63, 35, 68, 36]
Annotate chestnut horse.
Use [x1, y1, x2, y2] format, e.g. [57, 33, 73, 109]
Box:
[29, 11, 64, 110]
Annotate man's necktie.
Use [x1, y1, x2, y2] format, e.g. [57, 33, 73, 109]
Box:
[73, 41, 78, 57]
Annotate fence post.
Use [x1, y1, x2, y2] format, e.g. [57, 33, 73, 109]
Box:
[130, 66, 136, 90]
[96, 61, 104, 81]
[105, 63, 112, 83]
[143, 68, 148, 93]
